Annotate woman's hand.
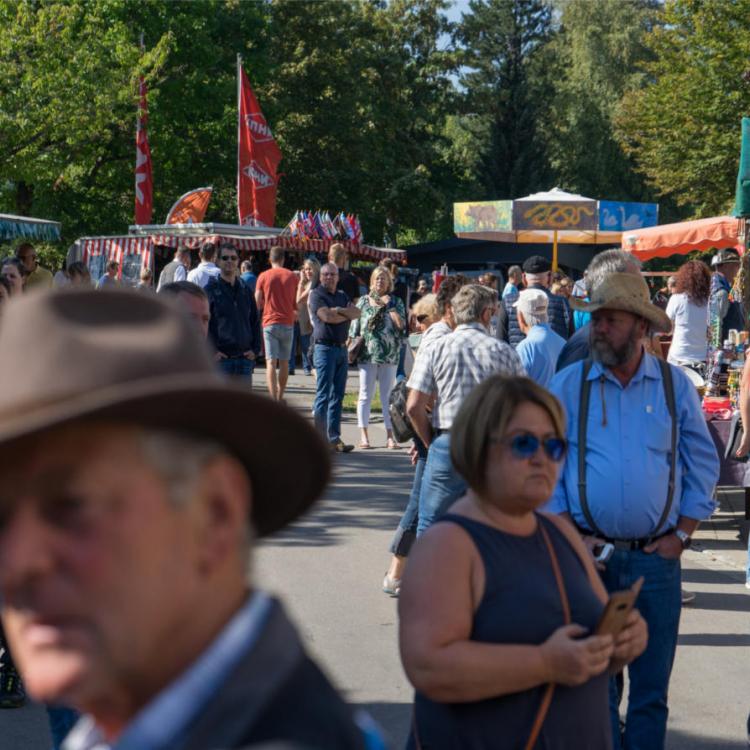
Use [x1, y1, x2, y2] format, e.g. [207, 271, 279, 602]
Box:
[611, 609, 647, 665]
[736, 430, 750, 458]
[540, 624, 613, 686]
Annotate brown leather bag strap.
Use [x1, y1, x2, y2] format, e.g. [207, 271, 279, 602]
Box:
[524, 519, 572, 750]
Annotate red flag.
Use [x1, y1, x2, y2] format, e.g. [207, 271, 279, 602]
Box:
[237, 61, 282, 227]
[134, 76, 153, 225]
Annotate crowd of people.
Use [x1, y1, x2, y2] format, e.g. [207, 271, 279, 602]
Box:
[0, 236, 741, 750]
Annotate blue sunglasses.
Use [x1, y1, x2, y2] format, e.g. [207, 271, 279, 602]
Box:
[492, 432, 567, 463]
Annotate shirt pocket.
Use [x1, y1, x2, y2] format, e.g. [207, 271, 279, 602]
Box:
[642, 404, 675, 479]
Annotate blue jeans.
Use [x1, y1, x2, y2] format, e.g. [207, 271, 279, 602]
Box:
[396, 342, 407, 382]
[390, 436, 428, 556]
[746, 530, 750, 586]
[313, 344, 348, 443]
[300, 332, 312, 373]
[417, 433, 467, 536]
[601, 549, 681, 750]
[218, 356, 254, 383]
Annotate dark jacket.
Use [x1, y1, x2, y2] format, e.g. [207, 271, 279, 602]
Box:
[499, 283, 572, 346]
[556, 322, 590, 372]
[176, 598, 368, 750]
[206, 276, 261, 358]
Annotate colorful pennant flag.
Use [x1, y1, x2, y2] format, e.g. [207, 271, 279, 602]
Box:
[165, 187, 213, 225]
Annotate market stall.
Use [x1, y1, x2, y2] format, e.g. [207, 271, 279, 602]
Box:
[71, 223, 406, 286]
[621, 215, 743, 261]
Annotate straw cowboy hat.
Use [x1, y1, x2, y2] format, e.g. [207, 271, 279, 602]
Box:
[0, 288, 330, 536]
[569, 272, 671, 333]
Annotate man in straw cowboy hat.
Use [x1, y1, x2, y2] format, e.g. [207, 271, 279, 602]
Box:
[0, 289, 376, 749]
[545, 273, 719, 750]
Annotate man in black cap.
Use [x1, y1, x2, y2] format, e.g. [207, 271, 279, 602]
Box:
[498, 255, 571, 346]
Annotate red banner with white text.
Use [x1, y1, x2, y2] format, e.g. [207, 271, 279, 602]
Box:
[237, 63, 282, 227]
[134, 77, 153, 225]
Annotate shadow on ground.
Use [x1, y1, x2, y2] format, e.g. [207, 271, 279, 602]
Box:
[667, 728, 746, 750]
[261, 451, 415, 548]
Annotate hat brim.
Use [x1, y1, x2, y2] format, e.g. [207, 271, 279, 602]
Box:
[0, 374, 330, 537]
[569, 296, 672, 333]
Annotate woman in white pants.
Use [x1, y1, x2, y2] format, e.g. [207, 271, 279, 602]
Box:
[350, 266, 406, 449]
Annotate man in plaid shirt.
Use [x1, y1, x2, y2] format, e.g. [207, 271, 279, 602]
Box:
[406, 284, 525, 534]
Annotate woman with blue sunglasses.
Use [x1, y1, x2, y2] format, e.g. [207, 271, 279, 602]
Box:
[399, 375, 647, 749]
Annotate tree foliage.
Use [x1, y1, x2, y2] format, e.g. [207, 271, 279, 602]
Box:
[616, 0, 750, 217]
[455, 0, 553, 199]
[545, 0, 659, 201]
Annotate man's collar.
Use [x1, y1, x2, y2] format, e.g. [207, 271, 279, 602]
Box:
[587, 348, 659, 386]
[455, 322, 488, 333]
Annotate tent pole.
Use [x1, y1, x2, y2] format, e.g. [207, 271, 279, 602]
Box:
[552, 229, 559, 271]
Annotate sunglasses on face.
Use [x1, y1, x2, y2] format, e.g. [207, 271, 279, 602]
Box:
[491, 432, 567, 462]
[221, 255, 238, 262]
[416, 314, 429, 323]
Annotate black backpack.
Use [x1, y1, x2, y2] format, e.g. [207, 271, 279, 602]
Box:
[388, 380, 414, 443]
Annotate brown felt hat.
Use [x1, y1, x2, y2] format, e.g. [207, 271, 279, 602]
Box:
[0, 288, 330, 536]
[569, 272, 671, 333]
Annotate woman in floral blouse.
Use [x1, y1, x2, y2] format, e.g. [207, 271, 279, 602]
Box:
[350, 266, 406, 449]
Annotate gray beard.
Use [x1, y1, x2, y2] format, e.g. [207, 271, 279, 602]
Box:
[590, 332, 639, 367]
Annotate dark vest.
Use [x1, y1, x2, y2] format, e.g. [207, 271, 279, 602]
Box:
[157, 259, 182, 290]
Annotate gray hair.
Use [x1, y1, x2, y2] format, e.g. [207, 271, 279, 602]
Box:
[136, 429, 253, 559]
[521, 310, 548, 327]
[137, 429, 227, 508]
[586, 249, 642, 295]
[452, 284, 498, 325]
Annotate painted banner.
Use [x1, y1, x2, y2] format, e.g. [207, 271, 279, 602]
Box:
[237, 61, 282, 227]
[0, 215, 61, 242]
[598, 201, 658, 232]
[166, 187, 213, 224]
[513, 200, 597, 232]
[134, 75, 153, 225]
[453, 201, 512, 233]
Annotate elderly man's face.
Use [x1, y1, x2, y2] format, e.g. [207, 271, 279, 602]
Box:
[17, 247, 37, 273]
[590, 309, 645, 367]
[0, 424, 227, 712]
[320, 266, 339, 292]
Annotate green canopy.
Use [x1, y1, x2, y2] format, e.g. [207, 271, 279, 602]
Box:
[733, 117, 750, 218]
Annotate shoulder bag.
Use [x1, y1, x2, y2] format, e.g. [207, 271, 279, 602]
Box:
[411, 518, 571, 750]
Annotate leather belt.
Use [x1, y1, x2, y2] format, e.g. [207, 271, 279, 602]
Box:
[576, 525, 674, 551]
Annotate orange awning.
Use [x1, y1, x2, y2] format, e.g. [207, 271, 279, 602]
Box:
[622, 216, 742, 261]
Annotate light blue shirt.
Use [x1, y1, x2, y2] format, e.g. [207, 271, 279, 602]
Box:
[515, 323, 565, 388]
[502, 281, 518, 300]
[545, 352, 719, 539]
[64, 592, 273, 750]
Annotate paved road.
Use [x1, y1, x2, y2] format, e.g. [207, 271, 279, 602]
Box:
[2, 369, 749, 749]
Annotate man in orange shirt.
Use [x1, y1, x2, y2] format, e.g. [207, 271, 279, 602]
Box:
[255, 246, 299, 401]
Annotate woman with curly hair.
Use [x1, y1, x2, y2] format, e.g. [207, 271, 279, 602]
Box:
[666, 259, 711, 365]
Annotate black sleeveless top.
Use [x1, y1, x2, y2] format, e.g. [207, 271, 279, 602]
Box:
[411, 513, 611, 750]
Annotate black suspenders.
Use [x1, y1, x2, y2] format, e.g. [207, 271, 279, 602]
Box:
[577, 358, 677, 542]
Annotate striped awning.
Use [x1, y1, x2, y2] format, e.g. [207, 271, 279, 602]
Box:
[77, 234, 406, 264]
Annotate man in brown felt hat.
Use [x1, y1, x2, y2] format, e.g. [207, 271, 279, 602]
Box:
[0, 289, 375, 749]
[545, 273, 719, 750]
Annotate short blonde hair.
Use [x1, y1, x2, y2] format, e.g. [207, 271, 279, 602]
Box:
[369, 266, 393, 293]
[412, 293, 438, 323]
[329, 243, 347, 266]
[450, 376, 566, 496]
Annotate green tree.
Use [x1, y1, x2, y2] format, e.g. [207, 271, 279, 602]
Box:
[545, 0, 660, 201]
[616, 0, 750, 217]
[456, 0, 554, 200]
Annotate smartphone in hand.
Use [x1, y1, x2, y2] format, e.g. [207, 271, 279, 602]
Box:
[595, 577, 644, 638]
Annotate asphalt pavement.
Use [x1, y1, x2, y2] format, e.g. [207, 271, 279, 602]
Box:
[2, 368, 749, 749]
